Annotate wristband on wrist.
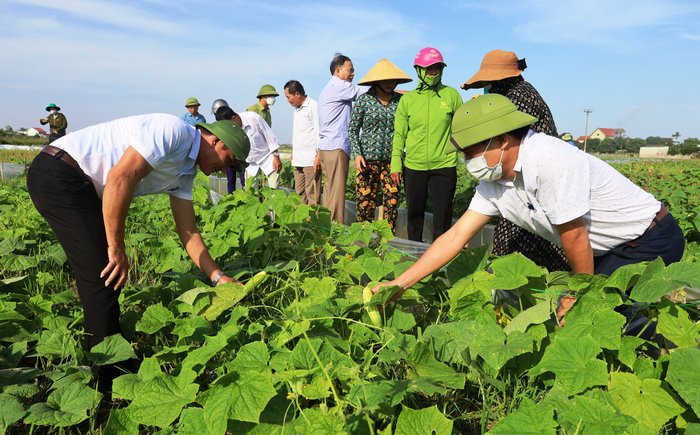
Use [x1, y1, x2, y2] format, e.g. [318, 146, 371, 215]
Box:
[211, 270, 225, 285]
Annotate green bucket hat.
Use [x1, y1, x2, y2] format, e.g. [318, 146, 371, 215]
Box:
[196, 121, 251, 166]
[256, 84, 279, 98]
[46, 103, 61, 111]
[450, 94, 537, 151]
[185, 97, 201, 107]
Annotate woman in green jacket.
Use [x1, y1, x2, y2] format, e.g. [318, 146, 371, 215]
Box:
[390, 47, 462, 242]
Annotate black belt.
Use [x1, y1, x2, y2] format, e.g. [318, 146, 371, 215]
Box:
[41, 145, 85, 176]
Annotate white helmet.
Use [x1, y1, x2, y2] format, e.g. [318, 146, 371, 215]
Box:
[211, 98, 229, 115]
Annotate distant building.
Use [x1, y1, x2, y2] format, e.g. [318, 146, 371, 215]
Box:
[23, 127, 48, 137]
[588, 128, 626, 141]
[639, 146, 669, 158]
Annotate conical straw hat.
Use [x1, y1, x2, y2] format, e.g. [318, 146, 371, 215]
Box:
[358, 58, 413, 86]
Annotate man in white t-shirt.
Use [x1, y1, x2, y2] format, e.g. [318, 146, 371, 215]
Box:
[26, 114, 250, 391]
[374, 94, 684, 323]
[284, 79, 321, 205]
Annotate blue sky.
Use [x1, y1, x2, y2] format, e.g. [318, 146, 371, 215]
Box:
[2, 0, 700, 144]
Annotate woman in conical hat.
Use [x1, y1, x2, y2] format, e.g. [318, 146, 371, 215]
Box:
[348, 58, 411, 234]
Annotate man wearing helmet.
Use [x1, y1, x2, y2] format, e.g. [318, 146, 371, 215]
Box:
[214, 106, 283, 189]
[248, 84, 279, 127]
[182, 97, 206, 126]
[212, 98, 246, 192]
[391, 47, 463, 242]
[26, 114, 250, 393]
[375, 94, 684, 329]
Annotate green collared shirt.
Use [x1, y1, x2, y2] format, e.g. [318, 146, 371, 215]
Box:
[349, 89, 401, 161]
[247, 101, 271, 127]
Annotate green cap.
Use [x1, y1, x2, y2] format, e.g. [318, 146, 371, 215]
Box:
[185, 97, 201, 107]
[560, 132, 574, 141]
[256, 84, 279, 98]
[196, 121, 250, 166]
[450, 94, 537, 151]
[46, 103, 61, 111]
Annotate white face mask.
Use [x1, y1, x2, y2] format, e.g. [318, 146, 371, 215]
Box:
[465, 138, 504, 181]
[50, 110, 58, 115]
[265, 96, 276, 106]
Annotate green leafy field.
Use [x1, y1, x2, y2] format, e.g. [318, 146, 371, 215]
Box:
[0, 164, 699, 434]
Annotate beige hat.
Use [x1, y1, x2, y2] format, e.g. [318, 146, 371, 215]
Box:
[358, 58, 412, 86]
[462, 50, 526, 90]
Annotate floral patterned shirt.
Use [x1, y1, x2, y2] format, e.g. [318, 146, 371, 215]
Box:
[349, 89, 402, 161]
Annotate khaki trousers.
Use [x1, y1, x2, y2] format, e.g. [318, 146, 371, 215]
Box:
[319, 149, 349, 223]
[294, 166, 321, 206]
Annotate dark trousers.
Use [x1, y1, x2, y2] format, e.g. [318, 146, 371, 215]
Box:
[48, 132, 65, 143]
[403, 166, 457, 242]
[594, 213, 685, 275]
[225, 166, 246, 194]
[594, 212, 685, 340]
[27, 153, 122, 350]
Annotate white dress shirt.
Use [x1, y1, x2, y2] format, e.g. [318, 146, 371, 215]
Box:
[292, 97, 319, 167]
[239, 111, 280, 177]
[468, 131, 660, 255]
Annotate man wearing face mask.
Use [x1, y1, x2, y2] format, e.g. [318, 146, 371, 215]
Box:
[40, 103, 68, 143]
[248, 84, 279, 127]
[391, 47, 463, 242]
[349, 58, 412, 233]
[374, 95, 684, 325]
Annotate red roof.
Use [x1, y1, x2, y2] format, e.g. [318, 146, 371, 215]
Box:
[576, 136, 588, 143]
[33, 127, 47, 134]
[597, 128, 625, 137]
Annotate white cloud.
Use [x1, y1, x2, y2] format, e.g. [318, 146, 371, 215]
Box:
[450, 0, 699, 46]
[9, 0, 183, 35]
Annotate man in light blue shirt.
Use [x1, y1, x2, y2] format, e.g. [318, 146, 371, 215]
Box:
[318, 53, 366, 223]
[181, 97, 206, 125]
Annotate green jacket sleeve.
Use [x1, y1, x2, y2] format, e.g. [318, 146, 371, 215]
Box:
[391, 97, 408, 173]
[348, 97, 364, 158]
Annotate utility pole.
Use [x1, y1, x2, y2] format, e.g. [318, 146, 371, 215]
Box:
[583, 109, 593, 153]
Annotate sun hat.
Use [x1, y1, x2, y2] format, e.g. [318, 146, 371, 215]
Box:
[196, 120, 250, 165]
[414, 47, 446, 68]
[45, 103, 61, 111]
[185, 97, 201, 107]
[461, 50, 526, 90]
[449, 94, 537, 151]
[256, 84, 279, 98]
[358, 58, 413, 86]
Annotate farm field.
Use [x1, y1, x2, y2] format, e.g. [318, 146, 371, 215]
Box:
[0, 160, 699, 434]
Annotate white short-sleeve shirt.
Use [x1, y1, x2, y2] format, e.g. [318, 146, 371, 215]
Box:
[53, 113, 200, 200]
[292, 97, 320, 167]
[468, 131, 660, 255]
